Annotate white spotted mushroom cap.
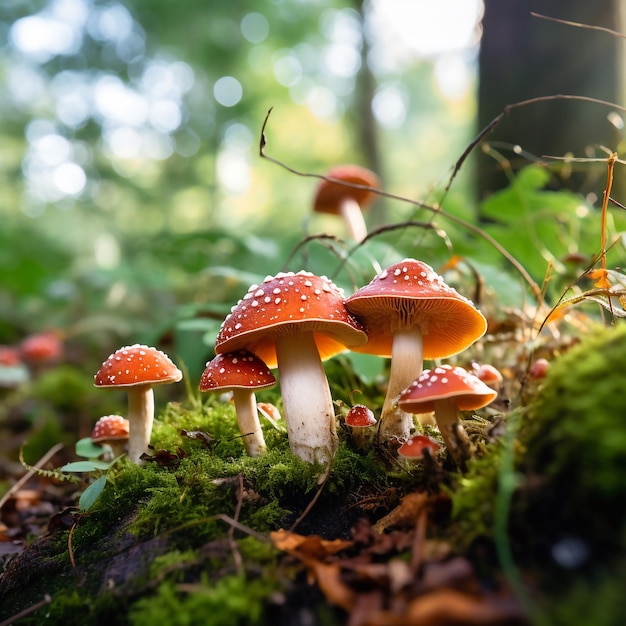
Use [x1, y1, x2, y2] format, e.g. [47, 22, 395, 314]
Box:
[199, 350, 276, 392]
[91, 414, 130, 442]
[398, 365, 497, 414]
[345, 258, 487, 359]
[214, 271, 367, 368]
[94, 344, 183, 388]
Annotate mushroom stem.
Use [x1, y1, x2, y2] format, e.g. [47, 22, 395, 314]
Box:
[231, 389, 267, 457]
[127, 384, 154, 464]
[275, 333, 338, 469]
[339, 197, 368, 242]
[379, 328, 424, 441]
[433, 399, 469, 467]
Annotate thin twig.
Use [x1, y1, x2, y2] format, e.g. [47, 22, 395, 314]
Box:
[0, 594, 52, 626]
[259, 108, 541, 298]
[289, 472, 330, 532]
[68, 521, 78, 571]
[530, 12, 626, 39]
[0, 442, 65, 511]
[228, 474, 245, 574]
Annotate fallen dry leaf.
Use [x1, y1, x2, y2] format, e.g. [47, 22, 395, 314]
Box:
[270, 528, 353, 559]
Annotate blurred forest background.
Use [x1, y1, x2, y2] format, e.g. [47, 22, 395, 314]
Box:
[2, 0, 626, 386]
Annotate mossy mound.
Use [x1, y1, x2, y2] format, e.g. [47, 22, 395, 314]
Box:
[0, 398, 399, 625]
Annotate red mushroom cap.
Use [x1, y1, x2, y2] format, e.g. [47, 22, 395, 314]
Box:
[471, 362, 503, 386]
[345, 259, 487, 359]
[397, 434, 442, 459]
[94, 344, 183, 388]
[91, 414, 130, 443]
[313, 165, 380, 215]
[0, 346, 21, 366]
[199, 350, 276, 392]
[345, 404, 377, 428]
[215, 271, 367, 368]
[20, 332, 62, 363]
[398, 365, 498, 414]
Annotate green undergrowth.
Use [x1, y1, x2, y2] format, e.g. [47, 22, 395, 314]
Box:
[0, 395, 397, 624]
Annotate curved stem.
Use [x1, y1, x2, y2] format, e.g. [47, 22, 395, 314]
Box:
[275, 333, 337, 469]
[339, 198, 367, 242]
[232, 389, 267, 457]
[379, 328, 424, 441]
[127, 384, 154, 464]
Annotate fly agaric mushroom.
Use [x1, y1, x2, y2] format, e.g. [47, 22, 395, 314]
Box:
[215, 271, 367, 469]
[397, 434, 441, 461]
[345, 259, 487, 441]
[91, 414, 130, 458]
[398, 365, 497, 466]
[199, 350, 276, 457]
[345, 404, 377, 447]
[313, 164, 381, 241]
[94, 344, 182, 464]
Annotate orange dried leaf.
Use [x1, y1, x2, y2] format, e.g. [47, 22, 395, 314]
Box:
[270, 529, 353, 558]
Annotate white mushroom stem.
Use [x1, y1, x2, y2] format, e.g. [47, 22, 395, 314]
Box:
[275, 333, 338, 470]
[379, 328, 424, 441]
[127, 384, 154, 464]
[231, 389, 267, 457]
[339, 197, 368, 242]
[433, 399, 470, 466]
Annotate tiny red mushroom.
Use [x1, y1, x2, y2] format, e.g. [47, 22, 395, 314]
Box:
[91, 414, 130, 458]
[471, 362, 503, 391]
[94, 344, 182, 464]
[313, 164, 381, 241]
[398, 365, 497, 465]
[345, 259, 487, 441]
[215, 271, 367, 469]
[397, 434, 441, 461]
[345, 404, 377, 446]
[199, 350, 276, 457]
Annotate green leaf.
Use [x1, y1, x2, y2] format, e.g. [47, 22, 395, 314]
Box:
[79, 475, 107, 511]
[61, 460, 112, 472]
[75, 437, 108, 460]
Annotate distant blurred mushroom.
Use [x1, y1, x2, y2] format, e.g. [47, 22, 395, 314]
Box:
[20, 331, 63, 376]
[313, 164, 380, 241]
[199, 350, 276, 457]
[94, 344, 182, 464]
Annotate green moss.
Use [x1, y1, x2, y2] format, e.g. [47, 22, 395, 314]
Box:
[128, 573, 279, 626]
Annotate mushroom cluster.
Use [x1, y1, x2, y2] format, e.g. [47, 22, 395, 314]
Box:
[94, 344, 182, 464]
[345, 258, 488, 441]
[214, 271, 366, 469]
[91, 256, 493, 474]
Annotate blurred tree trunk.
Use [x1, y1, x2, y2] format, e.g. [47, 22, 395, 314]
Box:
[477, 0, 625, 199]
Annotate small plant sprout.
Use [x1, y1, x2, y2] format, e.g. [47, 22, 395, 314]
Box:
[199, 350, 276, 457]
[398, 365, 497, 467]
[345, 259, 487, 442]
[93, 344, 183, 464]
[215, 271, 367, 471]
[313, 164, 381, 241]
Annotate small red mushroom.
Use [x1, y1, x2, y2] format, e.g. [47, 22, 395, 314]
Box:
[345, 404, 377, 446]
[94, 344, 182, 464]
[199, 350, 276, 457]
[397, 434, 441, 461]
[399, 365, 497, 466]
[91, 415, 130, 458]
